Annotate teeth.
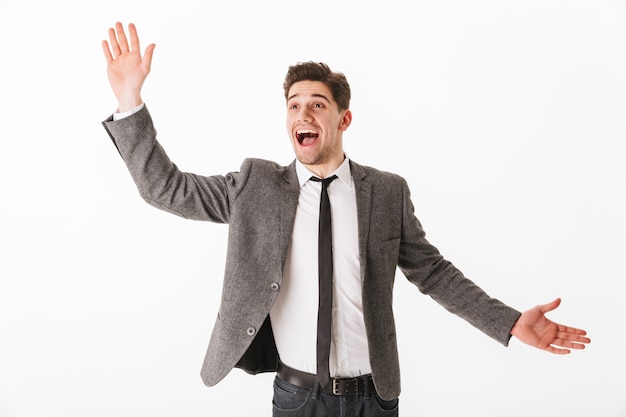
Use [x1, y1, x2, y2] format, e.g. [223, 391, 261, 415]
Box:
[297, 129, 317, 135]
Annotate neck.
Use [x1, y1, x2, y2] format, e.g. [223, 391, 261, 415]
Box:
[302, 155, 346, 179]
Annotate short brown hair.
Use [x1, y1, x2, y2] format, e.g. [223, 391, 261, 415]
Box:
[283, 62, 351, 111]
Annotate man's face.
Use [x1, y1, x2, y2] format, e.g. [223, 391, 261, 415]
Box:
[286, 81, 352, 176]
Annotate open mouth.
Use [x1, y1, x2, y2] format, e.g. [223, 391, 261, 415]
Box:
[296, 129, 319, 146]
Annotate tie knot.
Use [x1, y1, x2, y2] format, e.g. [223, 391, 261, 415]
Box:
[310, 175, 338, 188]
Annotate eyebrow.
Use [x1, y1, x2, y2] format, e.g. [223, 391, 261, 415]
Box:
[287, 93, 331, 103]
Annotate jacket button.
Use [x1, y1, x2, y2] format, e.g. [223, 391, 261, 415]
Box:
[246, 327, 256, 336]
[270, 282, 280, 291]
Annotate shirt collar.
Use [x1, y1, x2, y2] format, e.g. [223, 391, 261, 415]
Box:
[295, 157, 352, 188]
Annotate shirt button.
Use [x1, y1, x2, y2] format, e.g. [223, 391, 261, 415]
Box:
[246, 327, 256, 336]
[270, 282, 280, 291]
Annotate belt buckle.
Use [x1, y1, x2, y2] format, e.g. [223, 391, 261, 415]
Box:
[332, 377, 359, 395]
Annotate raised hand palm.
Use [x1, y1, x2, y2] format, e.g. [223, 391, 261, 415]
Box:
[107, 46, 150, 98]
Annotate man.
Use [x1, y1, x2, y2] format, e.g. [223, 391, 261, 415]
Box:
[101, 22, 590, 417]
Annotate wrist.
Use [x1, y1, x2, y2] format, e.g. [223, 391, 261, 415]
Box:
[117, 92, 143, 113]
[509, 313, 524, 338]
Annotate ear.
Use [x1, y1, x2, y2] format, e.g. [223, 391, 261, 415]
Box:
[339, 109, 352, 131]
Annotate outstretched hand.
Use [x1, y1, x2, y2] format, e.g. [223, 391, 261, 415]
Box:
[510, 298, 590, 354]
[102, 22, 155, 112]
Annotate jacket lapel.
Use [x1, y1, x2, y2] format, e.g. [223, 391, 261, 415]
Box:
[350, 161, 372, 283]
[279, 161, 300, 274]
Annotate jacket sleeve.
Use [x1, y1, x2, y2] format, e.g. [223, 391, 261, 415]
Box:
[397, 178, 521, 346]
[102, 105, 249, 223]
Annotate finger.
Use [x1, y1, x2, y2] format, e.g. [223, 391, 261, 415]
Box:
[142, 43, 156, 72]
[108, 27, 121, 57]
[116, 21, 130, 52]
[102, 40, 113, 63]
[551, 338, 587, 351]
[559, 329, 591, 344]
[545, 345, 571, 355]
[128, 22, 140, 53]
[566, 341, 588, 350]
[558, 324, 588, 336]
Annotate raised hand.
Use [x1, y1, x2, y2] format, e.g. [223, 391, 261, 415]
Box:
[510, 298, 590, 354]
[102, 22, 155, 112]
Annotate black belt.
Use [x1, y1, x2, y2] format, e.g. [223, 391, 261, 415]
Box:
[276, 360, 374, 396]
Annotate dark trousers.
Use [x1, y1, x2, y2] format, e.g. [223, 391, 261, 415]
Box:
[272, 375, 399, 417]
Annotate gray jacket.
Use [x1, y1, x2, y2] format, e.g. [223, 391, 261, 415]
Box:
[102, 106, 521, 400]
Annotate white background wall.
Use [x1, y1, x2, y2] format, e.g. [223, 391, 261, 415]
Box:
[1, 0, 624, 415]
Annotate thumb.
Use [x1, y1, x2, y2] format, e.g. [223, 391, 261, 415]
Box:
[142, 43, 156, 72]
[539, 297, 561, 314]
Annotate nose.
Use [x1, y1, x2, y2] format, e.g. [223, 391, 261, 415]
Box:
[297, 107, 312, 123]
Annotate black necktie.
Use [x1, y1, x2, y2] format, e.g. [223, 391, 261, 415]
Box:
[310, 175, 337, 389]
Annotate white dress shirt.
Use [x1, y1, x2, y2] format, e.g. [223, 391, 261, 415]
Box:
[269, 158, 371, 378]
[112, 103, 145, 120]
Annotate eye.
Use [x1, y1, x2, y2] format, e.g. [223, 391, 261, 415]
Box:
[313, 103, 324, 109]
[288, 103, 299, 110]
